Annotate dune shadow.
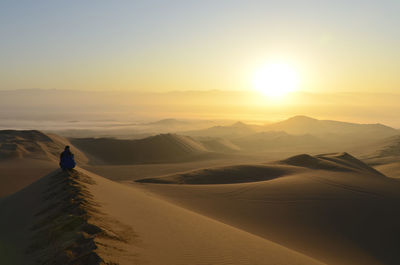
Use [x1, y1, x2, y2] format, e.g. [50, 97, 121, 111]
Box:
[136, 164, 294, 185]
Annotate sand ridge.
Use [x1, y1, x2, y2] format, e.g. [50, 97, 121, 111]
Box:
[70, 133, 225, 165]
[137, 164, 297, 184]
[0, 167, 325, 265]
[83, 168, 325, 265]
[0, 169, 137, 265]
[28, 169, 138, 265]
[1, 128, 400, 265]
[282, 152, 385, 176]
[136, 152, 385, 185]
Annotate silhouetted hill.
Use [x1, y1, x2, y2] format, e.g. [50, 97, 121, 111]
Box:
[182, 117, 399, 153]
[145, 118, 189, 126]
[265, 116, 398, 138]
[71, 133, 218, 165]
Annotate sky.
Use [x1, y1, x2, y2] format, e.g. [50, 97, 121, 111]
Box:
[0, 0, 399, 93]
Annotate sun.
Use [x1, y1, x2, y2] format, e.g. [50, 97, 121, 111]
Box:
[252, 62, 300, 99]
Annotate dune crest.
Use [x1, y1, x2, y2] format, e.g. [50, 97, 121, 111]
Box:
[137, 153, 384, 185]
[27, 169, 136, 264]
[137, 164, 295, 184]
[282, 152, 385, 175]
[71, 133, 222, 165]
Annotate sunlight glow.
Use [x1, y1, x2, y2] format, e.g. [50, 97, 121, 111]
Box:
[252, 62, 300, 99]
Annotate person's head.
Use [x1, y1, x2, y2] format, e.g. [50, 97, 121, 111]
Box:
[64, 145, 70, 151]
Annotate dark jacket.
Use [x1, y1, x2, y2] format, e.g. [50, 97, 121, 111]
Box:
[59, 150, 76, 169]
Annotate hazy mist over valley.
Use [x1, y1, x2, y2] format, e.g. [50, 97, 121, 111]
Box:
[1, 89, 400, 135]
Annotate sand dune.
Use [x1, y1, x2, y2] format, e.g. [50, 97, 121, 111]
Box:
[71, 133, 226, 165]
[137, 164, 296, 184]
[83, 154, 266, 183]
[376, 135, 400, 158]
[353, 134, 400, 179]
[137, 152, 383, 185]
[0, 159, 57, 197]
[197, 137, 241, 153]
[0, 130, 87, 196]
[0, 169, 137, 264]
[282, 152, 385, 176]
[136, 152, 400, 265]
[362, 135, 400, 165]
[0, 130, 87, 163]
[0, 130, 59, 161]
[374, 162, 400, 179]
[2, 129, 400, 265]
[0, 168, 324, 265]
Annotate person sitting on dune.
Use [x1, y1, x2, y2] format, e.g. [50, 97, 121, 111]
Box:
[59, 145, 76, 170]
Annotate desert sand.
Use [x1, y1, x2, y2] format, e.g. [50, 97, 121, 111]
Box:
[134, 153, 400, 265]
[1, 124, 400, 265]
[0, 130, 87, 196]
[0, 168, 324, 265]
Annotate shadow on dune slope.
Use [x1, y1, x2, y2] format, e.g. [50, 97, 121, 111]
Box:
[0, 169, 136, 265]
[137, 153, 400, 265]
[1, 168, 326, 265]
[137, 164, 296, 184]
[137, 152, 385, 185]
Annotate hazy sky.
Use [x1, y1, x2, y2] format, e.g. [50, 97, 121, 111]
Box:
[1, 0, 399, 93]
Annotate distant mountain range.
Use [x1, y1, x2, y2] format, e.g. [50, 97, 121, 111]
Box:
[185, 115, 398, 138]
[1, 116, 399, 165]
[2, 89, 399, 130]
[264, 115, 398, 137]
[182, 116, 399, 153]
